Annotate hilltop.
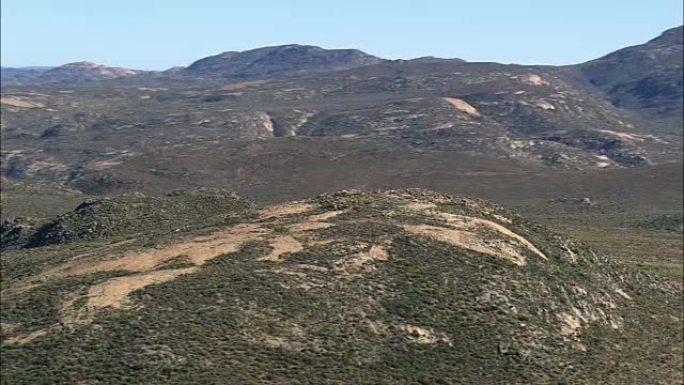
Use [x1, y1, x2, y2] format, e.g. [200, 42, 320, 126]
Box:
[184, 44, 384, 78]
[1, 189, 680, 384]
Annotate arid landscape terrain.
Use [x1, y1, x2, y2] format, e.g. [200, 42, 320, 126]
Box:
[1, 24, 682, 384]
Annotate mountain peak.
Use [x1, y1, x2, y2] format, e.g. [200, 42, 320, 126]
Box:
[49, 61, 141, 76]
[648, 25, 683, 45]
[579, 25, 683, 119]
[185, 44, 384, 78]
[60, 61, 101, 69]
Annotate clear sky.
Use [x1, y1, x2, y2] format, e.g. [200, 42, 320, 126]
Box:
[1, 0, 682, 70]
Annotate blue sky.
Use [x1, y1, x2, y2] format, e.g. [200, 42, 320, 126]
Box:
[1, 0, 682, 70]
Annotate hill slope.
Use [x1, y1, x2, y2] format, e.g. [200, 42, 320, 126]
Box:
[1, 189, 680, 384]
[578, 25, 683, 122]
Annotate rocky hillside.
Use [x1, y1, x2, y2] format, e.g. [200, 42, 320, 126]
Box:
[578, 26, 683, 122]
[1, 190, 253, 249]
[1, 189, 680, 384]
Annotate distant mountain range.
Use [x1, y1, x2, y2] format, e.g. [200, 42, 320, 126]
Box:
[0, 44, 384, 85]
[0, 26, 681, 194]
[1, 61, 144, 85]
[2, 26, 681, 123]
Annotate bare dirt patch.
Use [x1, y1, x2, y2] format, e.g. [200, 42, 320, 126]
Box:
[401, 202, 438, 212]
[403, 221, 544, 266]
[287, 210, 344, 232]
[288, 221, 333, 232]
[403, 223, 529, 265]
[559, 310, 584, 336]
[0, 97, 45, 108]
[258, 236, 304, 261]
[435, 212, 548, 260]
[42, 223, 269, 279]
[258, 202, 316, 219]
[4, 329, 48, 345]
[395, 324, 452, 345]
[87, 267, 197, 309]
[59, 294, 95, 326]
[534, 100, 556, 110]
[597, 129, 646, 142]
[307, 210, 345, 222]
[365, 320, 389, 335]
[614, 288, 633, 300]
[523, 74, 549, 86]
[88, 158, 124, 171]
[442, 97, 481, 117]
[182, 224, 269, 265]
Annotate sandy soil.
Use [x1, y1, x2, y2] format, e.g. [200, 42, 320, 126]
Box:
[87, 268, 197, 309]
[0, 97, 45, 108]
[524, 74, 549, 86]
[598, 129, 646, 142]
[257, 202, 316, 219]
[395, 324, 452, 345]
[42, 223, 269, 279]
[436, 213, 547, 260]
[258, 236, 304, 261]
[4, 329, 48, 345]
[442, 97, 481, 117]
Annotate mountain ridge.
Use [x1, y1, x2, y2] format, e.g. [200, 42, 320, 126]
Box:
[578, 25, 683, 120]
[0, 27, 681, 194]
[2, 26, 681, 91]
